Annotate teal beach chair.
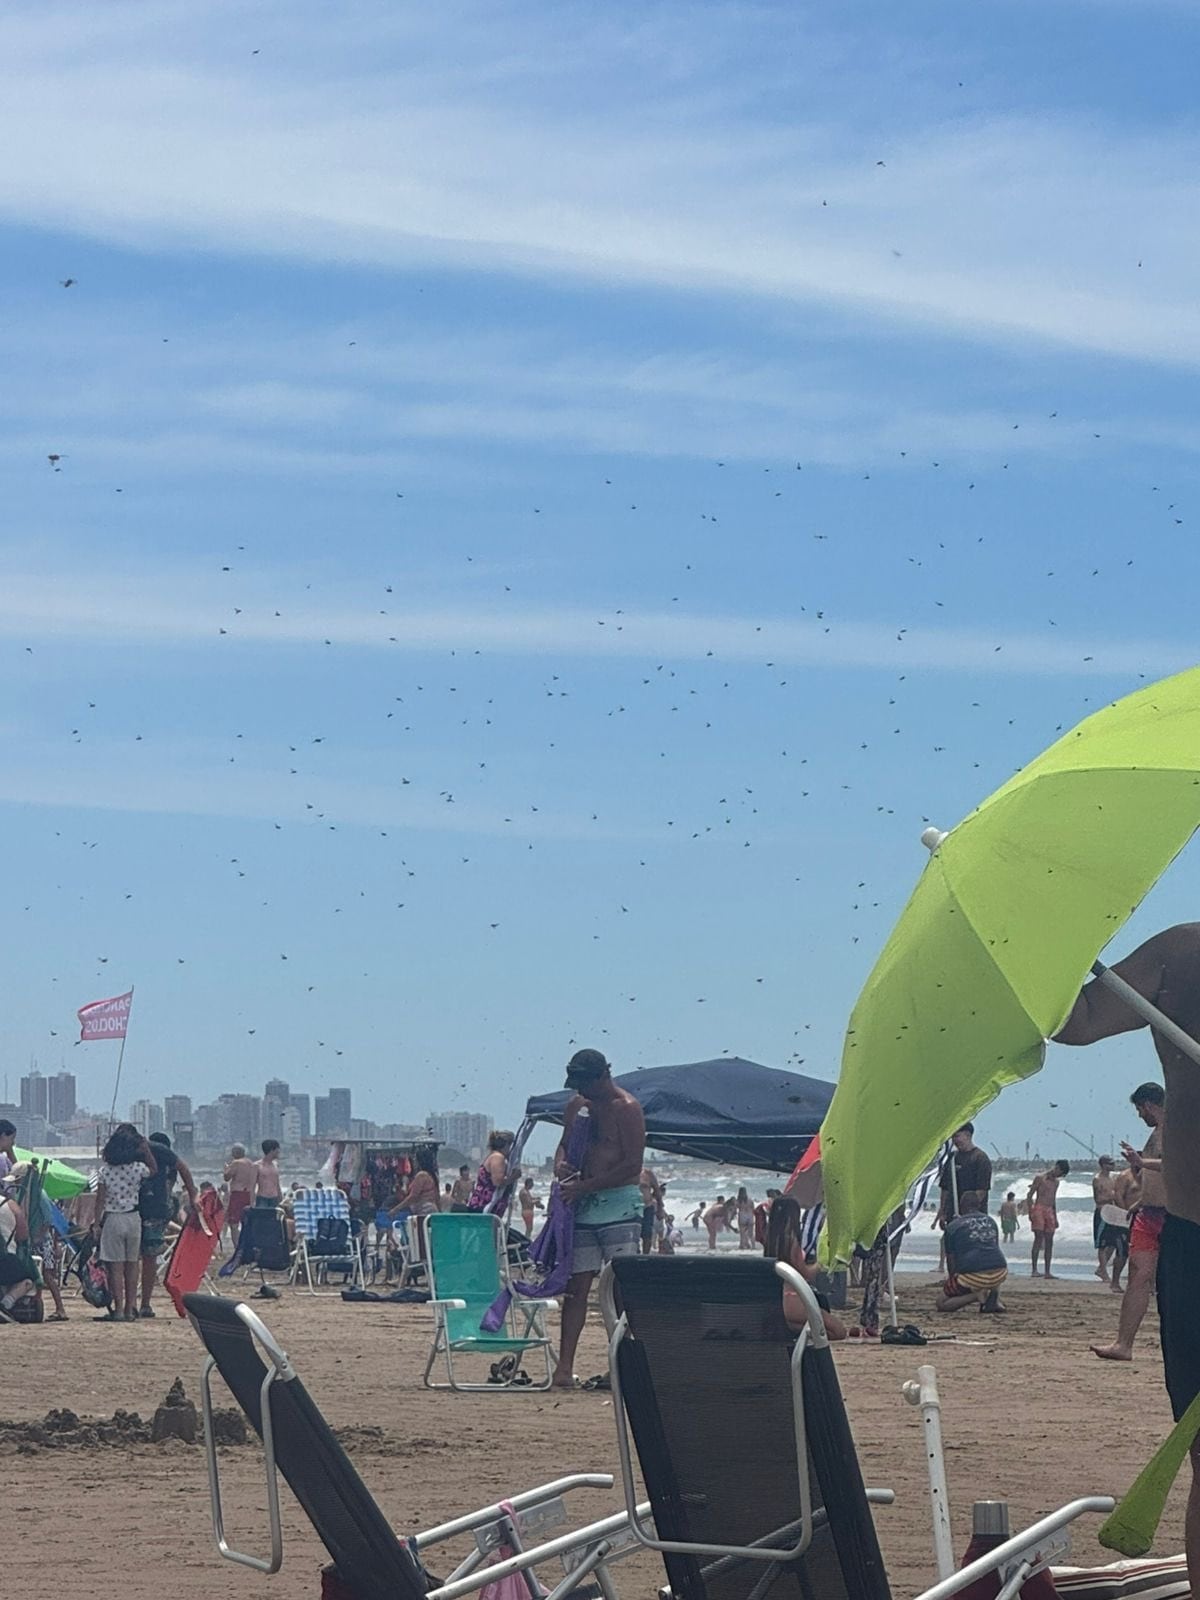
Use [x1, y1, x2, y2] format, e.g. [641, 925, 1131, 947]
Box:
[423, 1212, 556, 1392]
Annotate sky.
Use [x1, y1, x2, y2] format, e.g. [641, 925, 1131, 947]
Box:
[2, 0, 1199, 1159]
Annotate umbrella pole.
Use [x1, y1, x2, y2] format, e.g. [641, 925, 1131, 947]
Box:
[1091, 963, 1200, 1068]
[885, 1230, 899, 1328]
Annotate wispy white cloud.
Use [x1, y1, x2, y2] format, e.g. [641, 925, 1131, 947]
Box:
[0, 569, 1188, 678]
[1, 3, 1199, 366]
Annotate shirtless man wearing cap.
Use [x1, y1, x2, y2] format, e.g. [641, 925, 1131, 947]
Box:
[1055, 924, 1200, 1597]
[552, 1049, 646, 1389]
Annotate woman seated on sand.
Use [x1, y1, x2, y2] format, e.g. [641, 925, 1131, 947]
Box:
[764, 1196, 847, 1341]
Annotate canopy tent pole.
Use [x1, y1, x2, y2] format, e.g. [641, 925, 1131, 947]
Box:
[1091, 962, 1200, 1069]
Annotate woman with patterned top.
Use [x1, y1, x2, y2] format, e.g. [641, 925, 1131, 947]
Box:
[92, 1123, 157, 1322]
[467, 1130, 515, 1213]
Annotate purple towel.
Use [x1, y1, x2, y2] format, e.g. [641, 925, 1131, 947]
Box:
[481, 1113, 591, 1332]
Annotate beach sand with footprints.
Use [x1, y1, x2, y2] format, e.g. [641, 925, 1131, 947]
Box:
[4, 1274, 1189, 1599]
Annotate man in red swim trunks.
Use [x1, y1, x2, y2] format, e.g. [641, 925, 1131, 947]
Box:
[1026, 1159, 1069, 1277]
[1055, 925, 1200, 1598]
[1087, 1081, 1166, 1362]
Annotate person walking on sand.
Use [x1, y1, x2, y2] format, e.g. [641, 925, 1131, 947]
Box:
[1027, 1160, 1070, 1277]
[138, 1131, 197, 1318]
[1054, 926, 1200, 1600]
[1086, 1083, 1166, 1360]
[551, 1049, 645, 1390]
[92, 1123, 157, 1322]
[1092, 1154, 1120, 1284]
[223, 1144, 256, 1249]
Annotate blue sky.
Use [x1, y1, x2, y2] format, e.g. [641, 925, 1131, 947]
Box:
[2, 0, 1198, 1158]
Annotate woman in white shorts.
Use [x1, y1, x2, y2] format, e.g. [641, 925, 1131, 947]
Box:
[93, 1123, 157, 1322]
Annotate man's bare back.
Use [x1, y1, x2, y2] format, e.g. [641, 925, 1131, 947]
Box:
[1056, 922, 1200, 1225]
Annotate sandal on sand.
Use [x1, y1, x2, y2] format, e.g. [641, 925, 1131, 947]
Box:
[47, 1312, 69, 1322]
[881, 1324, 928, 1347]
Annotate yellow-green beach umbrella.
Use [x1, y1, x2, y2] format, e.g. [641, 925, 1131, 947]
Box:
[13, 1147, 89, 1200]
[822, 664, 1200, 1264]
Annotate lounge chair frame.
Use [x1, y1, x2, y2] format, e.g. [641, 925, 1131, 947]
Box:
[603, 1256, 1114, 1600]
[288, 1188, 366, 1297]
[186, 1294, 651, 1599]
[423, 1212, 556, 1392]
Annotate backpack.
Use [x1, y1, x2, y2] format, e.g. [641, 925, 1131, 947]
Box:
[312, 1216, 350, 1257]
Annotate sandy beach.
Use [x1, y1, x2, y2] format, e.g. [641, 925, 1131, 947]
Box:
[3, 1273, 1187, 1600]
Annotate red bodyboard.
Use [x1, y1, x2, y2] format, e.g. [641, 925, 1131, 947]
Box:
[165, 1191, 225, 1317]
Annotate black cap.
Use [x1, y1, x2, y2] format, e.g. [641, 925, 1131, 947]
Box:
[565, 1048, 610, 1085]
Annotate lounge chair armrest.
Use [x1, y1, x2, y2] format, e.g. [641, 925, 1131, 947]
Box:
[523, 1298, 559, 1311]
[431, 1298, 468, 1310]
[914, 1498, 1115, 1600]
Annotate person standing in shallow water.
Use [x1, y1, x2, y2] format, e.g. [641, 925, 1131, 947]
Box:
[552, 1049, 645, 1389]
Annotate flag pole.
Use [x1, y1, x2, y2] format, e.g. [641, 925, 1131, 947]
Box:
[106, 986, 134, 1134]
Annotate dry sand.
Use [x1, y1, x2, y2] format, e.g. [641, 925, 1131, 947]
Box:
[3, 1272, 1188, 1599]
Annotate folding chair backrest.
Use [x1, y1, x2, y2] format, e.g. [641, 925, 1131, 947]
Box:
[239, 1204, 291, 1271]
[293, 1186, 351, 1239]
[611, 1255, 890, 1600]
[183, 1294, 428, 1600]
[426, 1212, 503, 1341]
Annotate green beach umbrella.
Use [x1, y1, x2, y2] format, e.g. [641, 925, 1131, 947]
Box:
[822, 664, 1200, 1264]
[13, 1147, 89, 1201]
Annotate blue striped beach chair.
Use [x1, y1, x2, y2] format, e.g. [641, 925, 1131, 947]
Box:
[288, 1187, 364, 1296]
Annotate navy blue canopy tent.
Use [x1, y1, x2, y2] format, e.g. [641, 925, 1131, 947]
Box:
[523, 1057, 834, 1174]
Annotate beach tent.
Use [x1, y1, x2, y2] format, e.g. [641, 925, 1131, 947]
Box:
[523, 1057, 833, 1174]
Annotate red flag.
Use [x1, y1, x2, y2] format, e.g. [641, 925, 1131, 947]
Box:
[77, 989, 133, 1042]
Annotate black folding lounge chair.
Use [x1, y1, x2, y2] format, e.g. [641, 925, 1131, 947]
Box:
[183, 1292, 648, 1600]
[604, 1256, 1113, 1600]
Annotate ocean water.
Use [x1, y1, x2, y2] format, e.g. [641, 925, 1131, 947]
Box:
[640, 1162, 1108, 1282]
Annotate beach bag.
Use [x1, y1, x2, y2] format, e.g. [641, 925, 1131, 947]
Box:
[7, 1293, 44, 1324]
[478, 1503, 548, 1600]
[82, 1256, 111, 1309]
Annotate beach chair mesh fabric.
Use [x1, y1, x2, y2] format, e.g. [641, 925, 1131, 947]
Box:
[430, 1213, 542, 1350]
[611, 1256, 891, 1600]
[182, 1294, 429, 1600]
[239, 1204, 292, 1271]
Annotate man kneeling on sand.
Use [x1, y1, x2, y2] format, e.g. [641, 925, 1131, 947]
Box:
[937, 1195, 1008, 1314]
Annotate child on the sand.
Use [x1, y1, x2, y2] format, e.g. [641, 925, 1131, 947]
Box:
[1000, 1191, 1019, 1242]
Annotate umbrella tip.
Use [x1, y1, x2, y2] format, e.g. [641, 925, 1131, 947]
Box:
[921, 826, 949, 852]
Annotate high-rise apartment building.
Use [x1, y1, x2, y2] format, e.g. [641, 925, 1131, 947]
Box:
[426, 1110, 491, 1158]
[48, 1071, 76, 1125]
[265, 1077, 290, 1105]
[288, 1093, 311, 1139]
[315, 1087, 352, 1138]
[217, 1093, 261, 1148]
[129, 1099, 165, 1136]
[279, 1105, 302, 1146]
[20, 1070, 48, 1120]
[164, 1094, 192, 1130]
